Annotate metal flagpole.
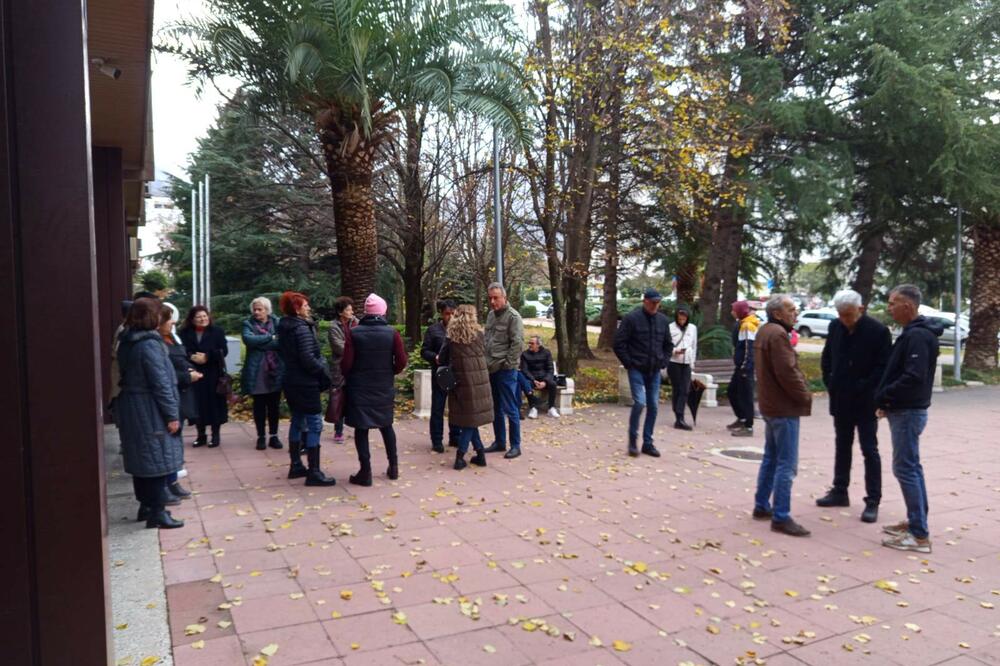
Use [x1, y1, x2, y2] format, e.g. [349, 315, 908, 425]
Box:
[205, 174, 211, 309]
[954, 206, 962, 381]
[191, 187, 199, 305]
[493, 124, 503, 286]
[199, 179, 206, 309]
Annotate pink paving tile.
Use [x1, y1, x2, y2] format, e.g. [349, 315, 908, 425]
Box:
[223, 568, 304, 601]
[340, 641, 442, 666]
[495, 613, 594, 663]
[229, 590, 320, 634]
[448, 562, 522, 596]
[564, 604, 662, 644]
[526, 577, 616, 613]
[467, 585, 557, 628]
[215, 545, 290, 575]
[172, 635, 246, 666]
[321, 609, 419, 654]
[304, 582, 393, 619]
[163, 554, 219, 586]
[376, 571, 461, 607]
[239, 621, 338, 665]
[397, 599, 488, 640]
[424, 627, 532, 666]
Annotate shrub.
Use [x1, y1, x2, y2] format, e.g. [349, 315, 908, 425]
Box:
[698, 325, 734, 359]
[522, 304, 538, 318]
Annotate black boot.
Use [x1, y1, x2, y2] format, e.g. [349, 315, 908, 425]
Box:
[287, 441, 308, 479]
[193, 433, 207, 448]
[628, 440, 639, 457]
[146, 506, 184, 529]
[268, 435, 283, 449]
[431, 442, 445, 453]
[861, 500, 879, 523]
[816, 489, 850, 507]
[350, 433, 373, 486]
[674, 419, 693, 431]
[304, 446, 336, 486]
[385, 430, 399, 480]
[136, 504, 151, 522]
[208, 430, 221, 448]
[454, 450, 468, 470]
[256, 436, 267, 451]
[470, 445, 487, 467]
[168, 482, 192, 499]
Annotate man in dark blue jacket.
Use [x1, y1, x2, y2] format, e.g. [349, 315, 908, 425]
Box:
[421, 299, 459, 453]
[613, 289, 674, 457]
[876, 284, 942, 554]
[817, 289, 892, 523]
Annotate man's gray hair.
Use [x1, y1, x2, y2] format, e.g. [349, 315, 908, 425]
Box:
[765, 293, 792, 318]
[890, 284, 922, 306]
[250, 296, 272, 315]
[487, 282, 506, 296]
[832, 289, 863, 311]
[529, 334, 542, 344]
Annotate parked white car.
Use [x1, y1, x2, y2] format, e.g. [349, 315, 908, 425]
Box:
[796, 308, 838, 339]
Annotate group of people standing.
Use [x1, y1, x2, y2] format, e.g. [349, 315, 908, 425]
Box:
[421, 283, 560, 468]
[748, 286, 938, 553]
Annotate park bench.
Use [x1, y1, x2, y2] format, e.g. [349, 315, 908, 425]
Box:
[616, 357, 735, 407]
[412, 368, 575, 418]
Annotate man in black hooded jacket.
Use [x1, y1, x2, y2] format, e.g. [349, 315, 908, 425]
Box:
[875, 284, 942, 555]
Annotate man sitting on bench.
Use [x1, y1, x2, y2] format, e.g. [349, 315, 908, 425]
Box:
[520, 336, 560, 419]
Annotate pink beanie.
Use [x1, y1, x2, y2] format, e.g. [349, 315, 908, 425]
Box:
[364, 293, 388, 316]
[732, 300, 752, 320]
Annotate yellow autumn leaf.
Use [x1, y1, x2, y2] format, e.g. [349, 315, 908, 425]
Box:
[217, 620, 232, 629]
[904, 623, 922, 633]
[184, 624, 206, 636]
[706, 625, 721, 634]
[289, 593, 304, 600]
[350, 642, 361, 650]
[331, 611, 342, 619]
[874, 579, 899, 593]
[340, 590, 353, 600]
[785, 589, 799, 598]
[190, 641, 205, 650]
[631, 562, 648, 574]
[209, 574, 223, 583]
[392, 612, 408, 625]
[140, 658, 161, 666]
[115, 623, 128, 630]
[522, 621, 538, 632]
[483, 644, 497, 653]
[259, 643, 279, 657]
[251, 657, 267, 666]
[249, 571, 263, 577]
[612, 640, 632, 652]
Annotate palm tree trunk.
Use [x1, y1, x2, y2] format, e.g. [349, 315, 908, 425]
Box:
[965, 219, 1000, 371]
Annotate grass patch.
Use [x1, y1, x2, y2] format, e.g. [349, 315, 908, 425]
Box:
[942, 365, 1000, 387]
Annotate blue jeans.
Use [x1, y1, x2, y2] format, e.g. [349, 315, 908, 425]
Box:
[456, 426, 485, 454]
[888, 409, 929, 538]
[627, 368, 661, 446]
[431, 382, 460, 446]
[490, 369, 521, 449]
[754, 416, 800, 523]
[289, 411, 324, 449]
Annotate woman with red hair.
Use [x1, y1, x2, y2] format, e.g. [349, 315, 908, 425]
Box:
[277, 291, 336, 486]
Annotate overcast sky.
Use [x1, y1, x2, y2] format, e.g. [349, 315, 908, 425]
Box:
[150, 1, 223, 182]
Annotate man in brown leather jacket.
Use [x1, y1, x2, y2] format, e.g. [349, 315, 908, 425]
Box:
[753, 294, 813, 537]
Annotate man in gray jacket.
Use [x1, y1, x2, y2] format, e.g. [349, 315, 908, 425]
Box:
[482, 282, 525, 459]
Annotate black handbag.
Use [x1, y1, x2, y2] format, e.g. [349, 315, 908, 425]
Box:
[435, 365, 457, 392]
[554, 374, 567, 388]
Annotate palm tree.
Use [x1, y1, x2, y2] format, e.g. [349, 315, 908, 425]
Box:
[162, 0, 526, 303]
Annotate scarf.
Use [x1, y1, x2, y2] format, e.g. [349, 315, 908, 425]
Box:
[254, 318, 280, 378]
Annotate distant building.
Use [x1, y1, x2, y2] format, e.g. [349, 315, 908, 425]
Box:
[139, 190, 182, 271]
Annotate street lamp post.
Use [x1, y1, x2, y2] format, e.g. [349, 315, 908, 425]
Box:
[954, 206, 962, 381]
[493, 124, 503, 286]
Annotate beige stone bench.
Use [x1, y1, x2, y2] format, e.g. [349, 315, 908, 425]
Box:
[412, 368, 575, 417]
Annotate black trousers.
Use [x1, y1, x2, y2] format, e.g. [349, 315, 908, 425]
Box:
[832, 413, 881, 503]
[132, 475, 169, 509]
[667, 362, 692, 421]
[355, 426, 398, 469]
[252, 391, 281, 437]
[527, 380, 557, 411]
[728, 372, 755, 428]
[430, 383, 460, 446]
[196, 421, 221, 442]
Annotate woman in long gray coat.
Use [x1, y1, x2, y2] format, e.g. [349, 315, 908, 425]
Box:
[437, 305, 493, 470]
[114, 297, 185, 529]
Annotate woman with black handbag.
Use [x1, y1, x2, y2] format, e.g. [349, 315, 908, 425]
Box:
[242, 296, 285, 451]
[277, 291, 337, 486]
[180, 305, 229, 448]
[325, 296, 357, 444]
[437, 305, 493, 470]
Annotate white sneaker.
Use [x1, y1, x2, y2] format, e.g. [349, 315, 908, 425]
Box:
[177, 468, 189, 479]
[548, 407, 561, 418]
[528, 407, 538, 419]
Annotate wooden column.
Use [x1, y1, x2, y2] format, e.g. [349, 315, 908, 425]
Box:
[0, 0, 113, 663]
[93, 146, 129, 421]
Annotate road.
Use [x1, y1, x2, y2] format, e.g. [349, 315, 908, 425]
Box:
[525, 318, 961, 366]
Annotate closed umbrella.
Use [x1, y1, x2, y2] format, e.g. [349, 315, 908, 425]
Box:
[687, 378, 707, 424]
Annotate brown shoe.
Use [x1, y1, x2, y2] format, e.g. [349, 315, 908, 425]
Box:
[771, 519, 811, 537]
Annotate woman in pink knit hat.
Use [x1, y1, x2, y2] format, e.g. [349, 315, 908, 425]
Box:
[341, 293, 408, 485]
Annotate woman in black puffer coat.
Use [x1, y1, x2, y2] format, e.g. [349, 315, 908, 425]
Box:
[277, 291, 336, 487]
[342, 293, 408, 487]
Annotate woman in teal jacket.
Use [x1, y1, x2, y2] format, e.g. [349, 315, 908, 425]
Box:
[242, 296, 285, 450]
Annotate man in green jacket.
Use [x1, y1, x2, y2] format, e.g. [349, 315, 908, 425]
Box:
[482, 282, 525, 459]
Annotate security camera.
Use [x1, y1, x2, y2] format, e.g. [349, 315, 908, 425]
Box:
[90, 58, 122, 80]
